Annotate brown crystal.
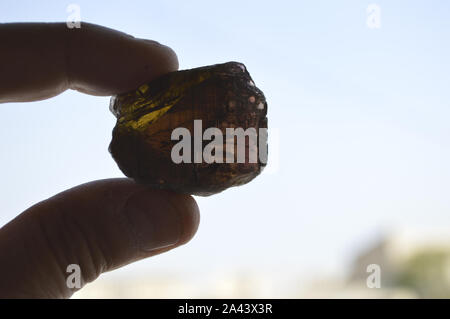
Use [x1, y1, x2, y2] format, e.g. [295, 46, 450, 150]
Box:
[109, 62, 268, 196]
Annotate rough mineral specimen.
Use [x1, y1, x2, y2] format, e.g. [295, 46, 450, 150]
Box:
[109, 62, 268, 196]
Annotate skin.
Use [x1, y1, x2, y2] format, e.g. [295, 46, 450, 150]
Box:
[0, 22, 200, 298]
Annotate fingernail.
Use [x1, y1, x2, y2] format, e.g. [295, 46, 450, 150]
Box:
[138, 39, 175, 55]
[137, 38, 162, 47]
[124, 190, 182, 252]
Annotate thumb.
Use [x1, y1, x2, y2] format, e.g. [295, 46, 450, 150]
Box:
[0, 178, 200, 298]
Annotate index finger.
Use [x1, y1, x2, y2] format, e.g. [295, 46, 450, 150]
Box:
[0, 22, 179, 103]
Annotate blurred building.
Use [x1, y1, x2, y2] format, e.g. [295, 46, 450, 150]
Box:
[348, 227, 450, 298]
[74, 227, 450, 298]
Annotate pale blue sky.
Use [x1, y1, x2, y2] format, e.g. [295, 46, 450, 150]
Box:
[1, 0, 450, 283]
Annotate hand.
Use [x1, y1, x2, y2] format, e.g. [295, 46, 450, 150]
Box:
[0, 22, 200, 298]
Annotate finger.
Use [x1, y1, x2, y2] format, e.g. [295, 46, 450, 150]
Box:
[0, 178, 199, 298]
[0, 22, 179, 102]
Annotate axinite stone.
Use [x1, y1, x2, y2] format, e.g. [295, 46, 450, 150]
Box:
[109, 62, 268, 196]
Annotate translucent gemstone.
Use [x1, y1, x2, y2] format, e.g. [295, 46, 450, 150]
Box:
[109, 62, 268, 196]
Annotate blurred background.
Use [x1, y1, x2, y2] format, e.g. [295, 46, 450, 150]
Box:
[1, 0, 450, 298]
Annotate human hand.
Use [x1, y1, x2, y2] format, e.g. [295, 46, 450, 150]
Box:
[0, 22, 200, 298]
